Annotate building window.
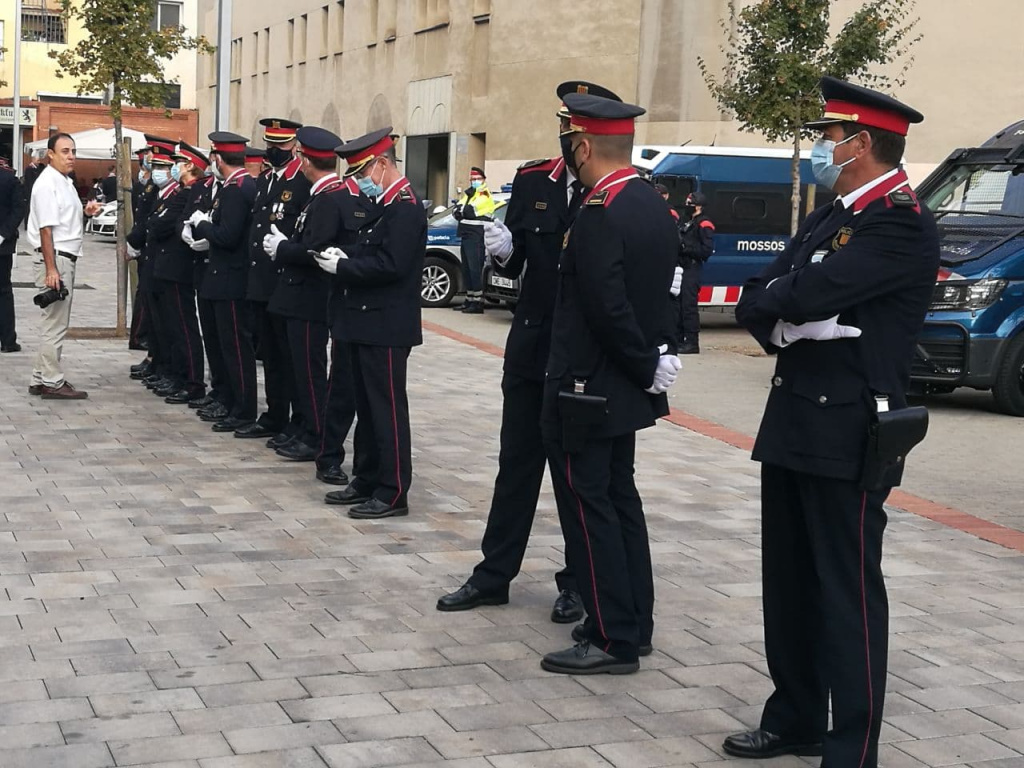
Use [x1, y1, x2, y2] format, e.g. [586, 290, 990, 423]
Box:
[160, 84, 182, 109]
[151, 1, 182, 31]
[21, 1, 67, 44]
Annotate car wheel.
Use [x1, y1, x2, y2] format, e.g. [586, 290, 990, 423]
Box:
[421, 255, 457, 308]
[992, 332, 1024, 416]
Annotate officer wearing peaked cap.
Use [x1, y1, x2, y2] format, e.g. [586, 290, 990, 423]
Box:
[192, 132, 259, 433]
[724, 78, 939, 767]
[436, 80, 623, 626]
[244, 147, 267, 178]
[235, 117, 311, 443]
[315, 127, 425, 520]
[539, 93, 680, 676]
[262, 125, 343, 463]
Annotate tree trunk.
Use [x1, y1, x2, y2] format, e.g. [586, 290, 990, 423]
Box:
[790, 128, 802, 237]
[113, 92, 129, 337]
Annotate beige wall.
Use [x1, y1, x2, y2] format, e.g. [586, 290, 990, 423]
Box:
[198, 0, 1024, 192]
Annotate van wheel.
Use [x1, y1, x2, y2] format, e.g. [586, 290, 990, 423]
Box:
[421, 256, 457, 308]
[992, 333, 1024, 416]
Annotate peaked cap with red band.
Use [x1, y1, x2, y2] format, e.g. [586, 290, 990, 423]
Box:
[259, 117, 302, 144]
[805, 76, 923, 137]
[144, 134, 177, 154]
[173, 142, 209, 171]
[560, 93, 645, 137]
[555, 81, 622, 120]
[149, 146, 175, 166]
[296, 125, 344, 160]
[335, 126, 395, 177]
[208, 131, 250, 155]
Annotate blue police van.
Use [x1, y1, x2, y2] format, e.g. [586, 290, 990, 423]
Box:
[635, 145, 833, 307]
[911, 120, 1024, 415]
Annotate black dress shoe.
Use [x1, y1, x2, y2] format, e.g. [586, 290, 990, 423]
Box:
[130, 360, 151, 374]
[541, 641, 638, 675]
[316, 465, 349, 485]
[551, 589, 584, 624]
[1, 343, 22, 353]
[188, 394, 215, 409]
[721, 730, 822, 759]
[462, 301, 484, 315]
[571, 624, 653, 657]
[324, 484, 371, 506]
[164, 389, 200, 404]
[267, 432, 296, 450]
[145, 376, 170, 390]
[234, 422, 275, 439]
[212, 417, 253, 433]
[129, 369, 148, 380]
[347, 498, 409, 519]
[276, 440, 319, 462]
[436, 583, 510, 612]
[154, 383, 180, 397]
[198, 404, 230, 422]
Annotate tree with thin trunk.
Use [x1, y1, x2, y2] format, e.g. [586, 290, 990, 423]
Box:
[699, 0, 921, 235]
[49, 0, 214, 335]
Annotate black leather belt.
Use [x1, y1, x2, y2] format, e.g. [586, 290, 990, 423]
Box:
[35, 248, 79, 262]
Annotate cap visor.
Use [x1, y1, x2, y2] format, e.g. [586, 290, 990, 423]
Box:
[803, 117, 844, 129]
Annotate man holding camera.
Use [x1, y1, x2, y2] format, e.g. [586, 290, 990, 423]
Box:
[27, 133, 102, 400]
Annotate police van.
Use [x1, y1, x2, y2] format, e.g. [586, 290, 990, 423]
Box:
[910, 120, 1024, 415]
[634, 145, 833, 308]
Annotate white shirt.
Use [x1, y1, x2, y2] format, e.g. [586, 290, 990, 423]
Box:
[839, 167, 901, 210]
[28, 165, 84, 256]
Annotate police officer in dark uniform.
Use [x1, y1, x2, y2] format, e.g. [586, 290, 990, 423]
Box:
[315, 128, 425, 519]
[235, 118, 310, 442]
[316, 170, 375, 486]
[0, 157, 25, 352]
[436, 81, 622, 624]
[723, 78, 939, 767]
[177, 145, 228, 413]
[261, 126, 344, 462]
[128, 145, 154, 355]
[537, 93, 680, 676]
[676, 191, 714, 354]
[191, 132, 258, 433]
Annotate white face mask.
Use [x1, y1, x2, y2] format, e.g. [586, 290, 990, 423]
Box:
[810, 134, 858, 190]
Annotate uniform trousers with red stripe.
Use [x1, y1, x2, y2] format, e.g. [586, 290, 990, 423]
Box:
[285, 317, 329, 448]
[129, 288, 149, 349]
[317, 329, 357, 471]
[759, 463, 889, 768]
[146, 285, 171, 378]
[197, 295, 228, 405]
[349, 344, 412, 506]
[544, 432, 654, 664]
[164, 281, 205, 396]
[257, 306, 298, 435]
[211, 299, 257, 421]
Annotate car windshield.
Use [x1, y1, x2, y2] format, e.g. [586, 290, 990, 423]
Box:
[921, 162, 1024, 265]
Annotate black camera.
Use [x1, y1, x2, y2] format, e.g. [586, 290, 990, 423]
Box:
[34, 282, 69, 309]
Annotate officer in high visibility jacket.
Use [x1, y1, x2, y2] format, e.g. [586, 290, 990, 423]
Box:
[452, 167, 496, 314]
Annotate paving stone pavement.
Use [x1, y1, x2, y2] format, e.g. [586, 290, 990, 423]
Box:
[1, 243, 1023, 767]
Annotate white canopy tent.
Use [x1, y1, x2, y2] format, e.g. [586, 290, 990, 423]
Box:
[23, 127, 149, 160]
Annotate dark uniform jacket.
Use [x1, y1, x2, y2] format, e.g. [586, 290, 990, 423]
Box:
[735, 170, 940, 482]
[128, 180, 167, 293]
[0, 167, 25, 256]
[333, 177, 425, 348]
[544, 169, 678, 440]
[327, 177, 376, 326]
[101, 174, 117, 203]
[148, 183, 194, 285]
[247, 157, 311, 302]
[678, 212, 715, 267]
[194, 169, 257, 301]
[498, 157, 575, 382]
[270, 173, 352, 324]
[183, 177, 217, 288]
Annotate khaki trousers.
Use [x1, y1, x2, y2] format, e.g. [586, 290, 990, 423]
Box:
[31, 254, 77, 388]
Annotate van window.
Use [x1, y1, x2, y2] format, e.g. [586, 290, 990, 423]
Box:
[701, 183, 794, 235]
[651, 174, 694, 212]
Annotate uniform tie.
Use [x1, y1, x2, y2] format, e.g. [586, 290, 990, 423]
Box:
[568, 180, 585, 219]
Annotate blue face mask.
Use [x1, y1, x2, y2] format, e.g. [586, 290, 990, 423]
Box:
[356, 162, 384, 198]
[137, 169, 148, 185]
[470, 180, 482, 189]
[170, 164, 182, 183]
[142, 155, 152, 171]
[810, 134, 857, 190]
[151, 169, 171, 188]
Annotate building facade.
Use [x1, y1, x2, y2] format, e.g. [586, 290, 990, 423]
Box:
[197, 0, 1024, 201]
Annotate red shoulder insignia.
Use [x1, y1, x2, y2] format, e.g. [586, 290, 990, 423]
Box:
[699, 219, 716, 230]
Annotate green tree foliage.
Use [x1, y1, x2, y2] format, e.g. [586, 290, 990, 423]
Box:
[49, 0, 215, 333]
[700, 0, 921, 234]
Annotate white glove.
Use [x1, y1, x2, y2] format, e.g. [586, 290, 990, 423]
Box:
[646, 354, 682, 394]
[483, 220, 513, 265]
[180, 222, 194, 246]
[314, 246, 348, 275]
[770, 315, 862, 348]
[189, 238, 210, 252]
[0, 235, 5, 247]
[262, 224, 287, 259]
[188, 210, 211, 227]
[126, 245, 141, 259]
[669, 266, 683, 297]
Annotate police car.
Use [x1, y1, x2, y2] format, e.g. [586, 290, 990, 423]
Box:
[422, 192, 509, 307]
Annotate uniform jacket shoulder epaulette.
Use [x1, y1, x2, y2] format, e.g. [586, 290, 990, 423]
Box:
[518, 158, 558, 173]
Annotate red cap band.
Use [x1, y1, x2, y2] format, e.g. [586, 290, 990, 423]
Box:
[299, 146, 337, 160]
[568, 115, 636, 136]
[346, 135, 394, 168]
[211, 142, 247, 153]
[822, 99, 911, 136]
[178, 149, 208, 170]
[147, 139, 176, 153]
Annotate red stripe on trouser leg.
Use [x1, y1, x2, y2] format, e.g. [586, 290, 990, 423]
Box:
[387, 348, 403, 505]
[566, 454, 610, 653]
[230, 300, 245, 397]
[174, 285, 196, 381]
[305, 321, 320, 429]
[858, 491, 873, 768]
